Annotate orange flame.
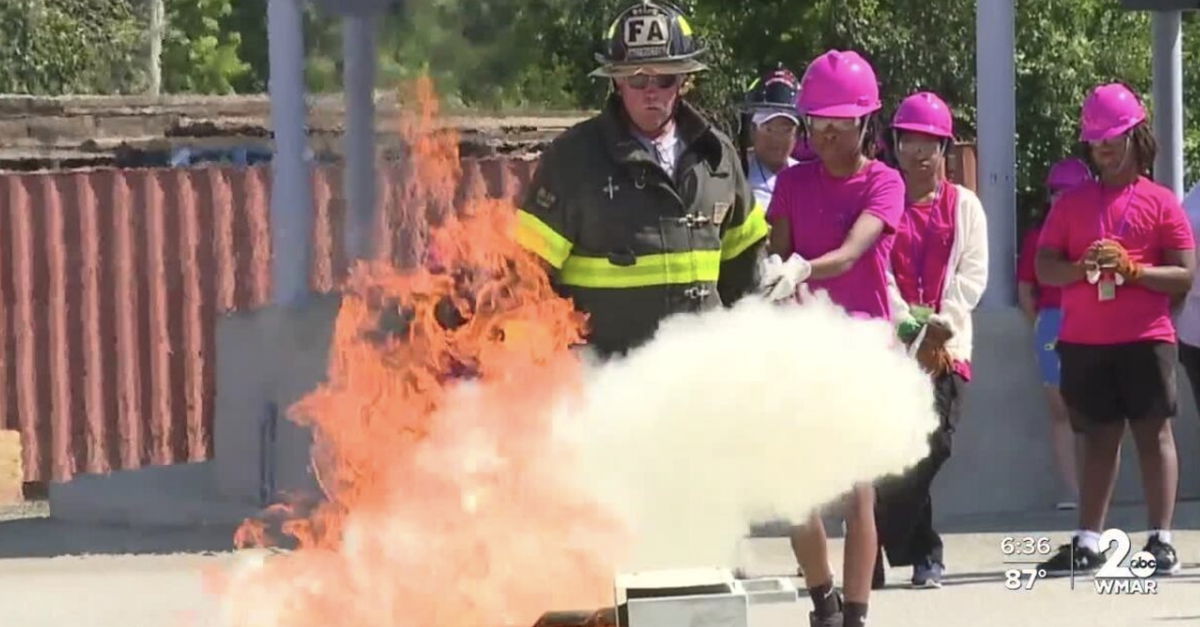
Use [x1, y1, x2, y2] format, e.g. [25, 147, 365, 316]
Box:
[221, 77, 626, 627]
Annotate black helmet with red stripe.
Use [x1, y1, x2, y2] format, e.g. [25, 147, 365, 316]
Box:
[591, 1, 707, 78]
[744, 65, 801, 114]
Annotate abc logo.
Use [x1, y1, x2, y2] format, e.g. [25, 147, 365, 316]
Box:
[1128, 551, 1158, 578]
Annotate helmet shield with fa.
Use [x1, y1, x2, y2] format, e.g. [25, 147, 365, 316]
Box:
[591, 1, 708, 78]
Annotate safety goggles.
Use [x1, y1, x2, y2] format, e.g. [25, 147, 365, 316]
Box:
[805, 116, 860, 133]
[1087, 134, 1128, 149]
[625, 74, 682, 90]
[896, 136, 946, 156]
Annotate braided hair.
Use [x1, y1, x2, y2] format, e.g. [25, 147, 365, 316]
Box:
[1125, 122, 1157, 175]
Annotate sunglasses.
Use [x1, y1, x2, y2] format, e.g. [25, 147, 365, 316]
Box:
[625, 74, 682, 90]
[1087, 135, 1128, 149]
[805, 116, 860, 133]
[896, 138, 945, 155]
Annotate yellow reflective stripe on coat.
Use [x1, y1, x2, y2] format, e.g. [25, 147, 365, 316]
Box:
[560, 250, 721, 289]
[720, 202, 770, 261]
[515, 209, 573, 269]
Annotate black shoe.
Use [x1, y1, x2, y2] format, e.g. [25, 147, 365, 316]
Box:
[1039, 538, 1103, 577]
[1144, 536, 1182, 576]
[808, 588, 843, 627]
[809, 610, 843, 627]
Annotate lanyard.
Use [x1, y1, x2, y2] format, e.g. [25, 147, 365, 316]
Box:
[906, 181, 943, 305]
[1097, 183, 1136, 240]
[753, 157, 774, 195]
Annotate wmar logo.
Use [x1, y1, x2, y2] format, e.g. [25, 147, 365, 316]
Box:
[1092, 529, 1159, 595]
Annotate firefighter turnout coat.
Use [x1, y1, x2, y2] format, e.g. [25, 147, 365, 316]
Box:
[516, 95, 769, 356]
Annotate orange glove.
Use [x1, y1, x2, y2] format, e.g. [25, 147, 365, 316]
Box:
[914, 314, 955, 377]
[1089, 239, 1142, 284]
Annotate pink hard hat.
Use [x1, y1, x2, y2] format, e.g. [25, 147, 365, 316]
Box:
[891, 91, 953, 139]
[1045, 157, 1093, 192]
[1080, 83, 1146, 142]
[797, 50, 882, 119]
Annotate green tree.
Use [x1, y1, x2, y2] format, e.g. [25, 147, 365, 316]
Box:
[161, 0, 251, 93]
[227, 0, 269, 93]
[1184, 12, 1199, 190]
[1015, 0, 1150, 218]
[0, 0, 144, 94]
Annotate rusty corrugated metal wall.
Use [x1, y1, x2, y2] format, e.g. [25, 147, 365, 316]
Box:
[0, 158, 536, 482]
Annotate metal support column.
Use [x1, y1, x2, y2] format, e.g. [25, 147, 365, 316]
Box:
[976, 0, 1017, 308]
[342, 15, 380, 261]
[267, 0, 315, 306]
[1151, 10, 1185, 199]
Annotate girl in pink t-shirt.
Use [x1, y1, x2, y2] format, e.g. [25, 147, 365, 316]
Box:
[758, 49, 903, 627]
[1035, 83, 1195, 579]
[877, 91, 988, 590]
[1017, 157, 1093, 512]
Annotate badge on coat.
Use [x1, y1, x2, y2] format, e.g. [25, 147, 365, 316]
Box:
[712, 202, 731, 224]
[535, 187, 556, 210]
[603, 177, 620, 201]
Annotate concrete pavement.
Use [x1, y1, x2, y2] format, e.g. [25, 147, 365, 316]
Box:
[0, 533, 1196, 625]
[737, 532, 1200, 627]
[2, 499, 1199, 626]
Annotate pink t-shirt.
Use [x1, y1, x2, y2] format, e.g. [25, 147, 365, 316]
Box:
[892, 180, 957, 308]
[1017, 226, 1062, 310]
[767, 159, 906, 320]
[891, 181, 972, 381]
[1037, 177, 1195, 345]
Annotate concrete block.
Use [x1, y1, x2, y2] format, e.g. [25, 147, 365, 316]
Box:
[94, 114, 176, 140]
[47, 293, 341, 527]
[213, 293, 341, 505]
[48, 461, 255, 526]
[213, 309, 273, 503]
[613, 569, 804, 627]
[0, 119, 28, 142]
[617, 569, 746, 627]
[25, 116, 95, 144]
[267, 294, 341, 497]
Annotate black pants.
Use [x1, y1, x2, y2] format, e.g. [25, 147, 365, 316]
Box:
[874, 372, 965, 567]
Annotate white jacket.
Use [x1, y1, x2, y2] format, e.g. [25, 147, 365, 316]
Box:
[1175, 183, 1200, 347]
[888, 184, 989, 364]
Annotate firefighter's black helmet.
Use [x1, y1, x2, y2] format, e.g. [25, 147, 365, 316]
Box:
[744, 65, 801, 114]
[591, 1, 707, 78]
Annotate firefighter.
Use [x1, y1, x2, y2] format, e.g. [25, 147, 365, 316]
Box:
[515, 0, 768, 358]
[740, 65, 802, 210]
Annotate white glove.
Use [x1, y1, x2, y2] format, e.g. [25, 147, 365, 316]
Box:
[759, 253, 812, 302]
